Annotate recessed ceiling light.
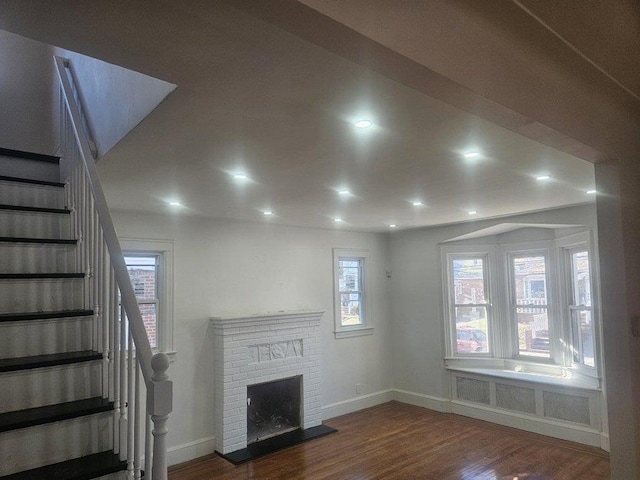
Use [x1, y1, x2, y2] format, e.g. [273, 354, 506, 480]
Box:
[389, 224, 397, 228]
[586, 189, 597, 195]
[263, 210, 273, 216]
[334, 218, 343, 223]
[464, 152, 480, 158]
[412, 201, 424, 207]
[167, 201, 182, 207]
[536, 175, 551, 181]
[338, 190, 351, 196]
[354, 119, 372, 128]
[468, 210, 478, 215]
[233, 173, 248, 180]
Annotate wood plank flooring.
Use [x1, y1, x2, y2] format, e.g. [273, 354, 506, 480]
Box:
[169, 401, 610, 480]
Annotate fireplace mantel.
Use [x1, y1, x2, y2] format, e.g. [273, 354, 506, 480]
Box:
[211, 309, 324, 454]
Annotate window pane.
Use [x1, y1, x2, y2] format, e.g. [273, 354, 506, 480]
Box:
[571, 251, 591, 307]
[125, 256, 157, 299]
[454, 306, 489, 354]
[340, 294, 362, 325]
[452, 258, 487, 304]
[572, 310, 595, 367]
[338, 259, 361, 292]
[139, 303, 158, 348]
[515, 307, 550, 358]
[513, 256, 547, 305]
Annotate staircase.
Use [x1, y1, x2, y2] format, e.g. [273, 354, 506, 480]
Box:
[0, 147, 127, 479]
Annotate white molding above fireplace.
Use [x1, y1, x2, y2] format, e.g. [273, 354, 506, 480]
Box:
[211, 310, 324, 454]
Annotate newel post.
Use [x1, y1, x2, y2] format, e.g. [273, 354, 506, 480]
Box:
[148, 353, 173, 480]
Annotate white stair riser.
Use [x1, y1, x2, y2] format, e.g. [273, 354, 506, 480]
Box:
[0, 181, 65, 209]
[0, 210, 71, 238]
[0, 243, 77, 273]
[0, 317, 93, 359]
[0, 278, 84, 313]
[0, 156, 60, 183]
[0, 362, 102, 413]
[0, 413, 112, 476]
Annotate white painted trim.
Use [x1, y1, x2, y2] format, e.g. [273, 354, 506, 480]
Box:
[600, 433, 610, 452]
[392, 389, 450, 413]
[449, 399, 602, 447]
[167, 435, 216, 466]
[322, 389, 393, 420]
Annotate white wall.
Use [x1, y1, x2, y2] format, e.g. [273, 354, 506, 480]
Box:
[0, 30, 55, 154]
[112, 210, 393, 463]
[389, 204, 599, 400]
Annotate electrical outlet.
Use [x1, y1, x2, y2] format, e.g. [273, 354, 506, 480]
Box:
[355, 383, 361, 395]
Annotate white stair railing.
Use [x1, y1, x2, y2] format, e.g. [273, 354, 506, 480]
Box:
[55, 55, 172, 480]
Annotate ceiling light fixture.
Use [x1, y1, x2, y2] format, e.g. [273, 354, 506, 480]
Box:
[536, 175, 551, 181]
[412, 201, 424, 207]
[263, 210, 273, 216]
[586, 189, 597, 195]
[338, 190, 351, 196]
[233, 173, 248, 180]
[354, 119, 372, 128]
[389, 224, 397, 228]
[167, 201, 182, 207]
[468, 210, 478, 215]
[464, 152, 480, 158]
[334, 218, 343, 223]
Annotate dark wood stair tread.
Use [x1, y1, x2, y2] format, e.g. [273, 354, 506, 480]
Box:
[0, 147, 59, 164]
[0, 176, 64, 188]
[0, 397, 112, 433]
[0, 204, 70, 214]
[0, 351, 102, 373]
[0, 451, 126, 480]
[0, 310, 93, 323]
[0, 273, 85, 280]
[0, 237, 76, 245]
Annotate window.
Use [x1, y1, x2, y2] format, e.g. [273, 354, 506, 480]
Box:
[121, 239, 174, 355]
[441, 229, 599, 384]
[450, 256, 490, 355]
[567, 249, 595, 368]
[125, 255, 160, 348]
[510, 254, 550, 359]
[333, 248, 373, 338]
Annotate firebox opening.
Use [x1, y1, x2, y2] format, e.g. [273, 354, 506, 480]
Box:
[247, 375, 302, 445]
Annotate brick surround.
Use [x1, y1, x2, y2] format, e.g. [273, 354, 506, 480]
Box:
[211, 310, 324, 454]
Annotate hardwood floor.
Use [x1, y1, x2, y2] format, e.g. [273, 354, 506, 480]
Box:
[169, 401, 610, 480]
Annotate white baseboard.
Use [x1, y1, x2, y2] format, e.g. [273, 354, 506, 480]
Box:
[322, 389, 394, 420]
[167, 435, 216, 466]
[600, 432, 610, 452]
[392, 389, 450, 413]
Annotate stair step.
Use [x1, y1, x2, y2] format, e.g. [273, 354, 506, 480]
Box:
[0, 237, 76, 245]
[0, 148, 59, 164]
[0, 351, 102, 373]
[0, 273, 85, 280]
[0, 397, 112, 433]
[0, 310, 93, 323]
[0, 451, 126, 480]
[0, 204, 70, 214]
[0, 176, 64, 188]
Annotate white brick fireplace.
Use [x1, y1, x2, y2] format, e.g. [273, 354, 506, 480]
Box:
[210, 310, 324, 454]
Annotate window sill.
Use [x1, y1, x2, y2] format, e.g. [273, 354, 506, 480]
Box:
[445, 358, 600, 391]
[334, 326, 374, 339]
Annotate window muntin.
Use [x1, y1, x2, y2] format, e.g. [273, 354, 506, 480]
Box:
[510, 255, 551, 359]
[450, 256, 490, 355]
[338, 258, 364, 326]
[124, 255, 160, 348]
[568, 250, 595, 367]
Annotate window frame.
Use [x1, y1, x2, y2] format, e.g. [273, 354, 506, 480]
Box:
[441, 231, 600, 385]
[121, 238, 175, 357]
[332, 248, 373, 339]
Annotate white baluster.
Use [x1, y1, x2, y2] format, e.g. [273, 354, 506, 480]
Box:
[149, 353, 172, 480]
